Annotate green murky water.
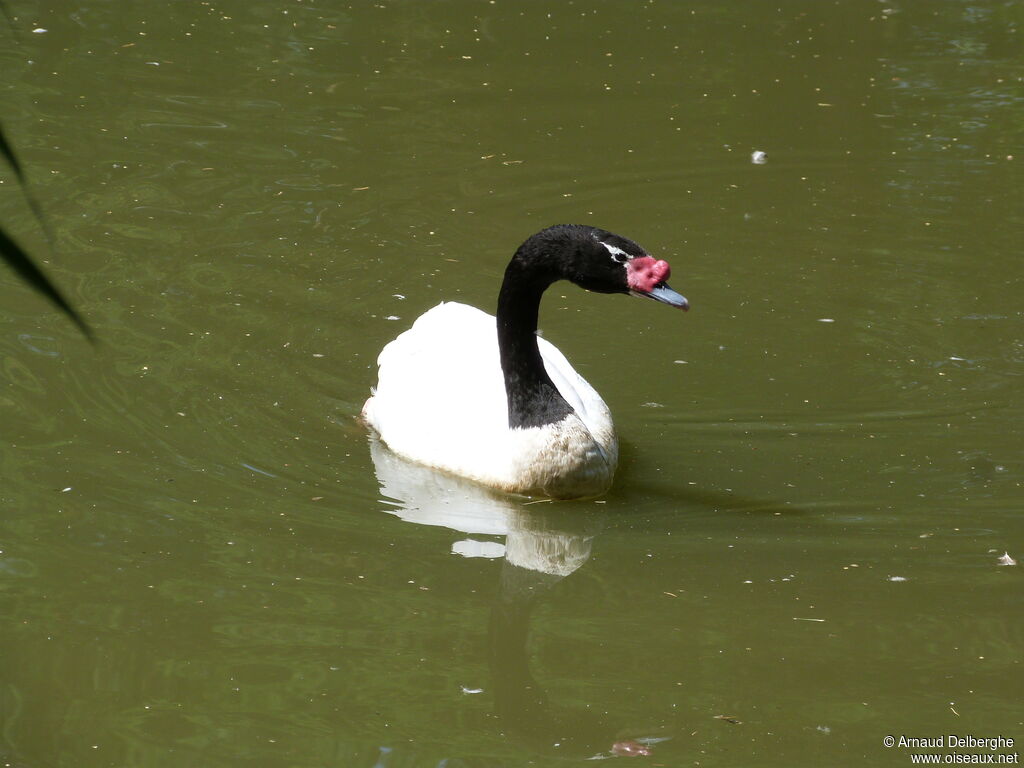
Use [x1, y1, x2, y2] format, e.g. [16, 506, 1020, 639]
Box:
[2, 2, 1022, 766]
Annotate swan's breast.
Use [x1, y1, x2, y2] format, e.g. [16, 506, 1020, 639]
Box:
[506, 413, 617, 499]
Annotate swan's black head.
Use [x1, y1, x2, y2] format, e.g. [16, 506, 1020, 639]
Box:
[514, 224, 689, 310]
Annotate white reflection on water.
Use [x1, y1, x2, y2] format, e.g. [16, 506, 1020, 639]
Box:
[369, 434, 597, 576]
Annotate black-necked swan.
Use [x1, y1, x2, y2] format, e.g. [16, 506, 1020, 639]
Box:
[361, 224, 688, 499]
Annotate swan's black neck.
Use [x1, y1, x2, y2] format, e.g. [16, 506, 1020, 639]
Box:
[497, 256, 575, 430]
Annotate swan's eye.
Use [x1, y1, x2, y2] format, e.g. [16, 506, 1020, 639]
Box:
[599, 241, 630, 264]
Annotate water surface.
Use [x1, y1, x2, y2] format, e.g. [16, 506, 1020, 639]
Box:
[1, 2, 1022, 766]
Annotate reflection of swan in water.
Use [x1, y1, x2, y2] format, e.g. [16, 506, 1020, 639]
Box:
[371, 434, 599, 570]
[369, 436, 667, 759]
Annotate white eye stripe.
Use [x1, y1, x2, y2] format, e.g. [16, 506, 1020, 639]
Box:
[600, 242, 630, 263]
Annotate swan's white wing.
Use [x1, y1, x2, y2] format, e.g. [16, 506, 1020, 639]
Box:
[537, 336, 613, 439]
[363, 302, 510, 476]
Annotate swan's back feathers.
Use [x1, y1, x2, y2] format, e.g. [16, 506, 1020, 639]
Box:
[362, 302, 617, 498]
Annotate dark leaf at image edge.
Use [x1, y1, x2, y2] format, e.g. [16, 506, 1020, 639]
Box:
[0, 227, 94, 342]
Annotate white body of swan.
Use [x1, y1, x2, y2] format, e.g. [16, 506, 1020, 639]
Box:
[362, 302, 617, 499]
